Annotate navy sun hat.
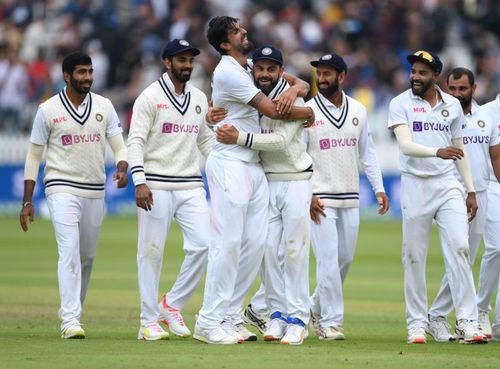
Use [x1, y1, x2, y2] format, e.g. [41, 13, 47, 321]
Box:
[406, 50, 443, 73]
[310, 53, 348, 73]
[161, 39, 200, 59]
[252, 45, 283, 66]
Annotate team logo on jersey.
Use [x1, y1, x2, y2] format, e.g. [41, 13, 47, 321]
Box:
[352, 117, 359, 126]
[413, 121, 423, 132]
[441, 109, 449, 117]
[195, 105, 201, 114]
[96, 113, 103, 122]
[52, 116, 68, 124]
[477, 120, 485, 128]
[179, 40, 190, 46]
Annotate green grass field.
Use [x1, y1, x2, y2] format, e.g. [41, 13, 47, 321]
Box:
[0, 216, 498, 369]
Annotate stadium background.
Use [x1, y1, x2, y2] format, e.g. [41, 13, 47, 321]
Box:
[0, 0, 499, 216]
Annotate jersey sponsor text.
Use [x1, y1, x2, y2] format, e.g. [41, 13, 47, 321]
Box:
[412, 121, 449, 132]
[61, 133, 101, 146]
[319, 137, 358, 150]
[162, 122, 199, 134]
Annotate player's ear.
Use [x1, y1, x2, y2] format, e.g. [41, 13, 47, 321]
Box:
[63, 71, 71, 84]
[220, 41, 230, 53]
[338, 70, 346, 84]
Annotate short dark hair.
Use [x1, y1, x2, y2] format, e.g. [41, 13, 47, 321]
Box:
[62, 52, 92, 74]
[206, 16, 239, 55]
[447, 67, 475, 86]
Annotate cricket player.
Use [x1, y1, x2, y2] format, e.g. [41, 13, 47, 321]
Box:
[427, 68, 500, 342]
[477, 94, 500, 340]
[194, 16, 314, 345]
[215, 45, 313, 345]
[387, 50, 485, 344]
[19, 52, 128, 339]
[305, 53, 389, 341]
[128, 39, 217, 341]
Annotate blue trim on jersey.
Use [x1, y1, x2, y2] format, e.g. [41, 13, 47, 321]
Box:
[314, 94, 349, 129]
[45, 178, 105, 191]
[314, 192, 359, 200]
[58, 90, 92, 125]
[145, 173, 203, 183]
[158, 76, 191, 115]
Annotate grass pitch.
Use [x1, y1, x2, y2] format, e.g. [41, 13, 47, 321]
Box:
[0, 216, 498, 369]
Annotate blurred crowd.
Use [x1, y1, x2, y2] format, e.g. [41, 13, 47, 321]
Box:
[0, 0, 499, 143]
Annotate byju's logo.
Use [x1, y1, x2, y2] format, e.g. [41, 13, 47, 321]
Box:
[319, 139, 331, 150]
[413, 121, 423, 132]
[61, 135, 73, 146]
[162, 123, 173, 133]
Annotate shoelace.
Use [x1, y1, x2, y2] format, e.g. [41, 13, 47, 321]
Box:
[168, 308, 186, 326]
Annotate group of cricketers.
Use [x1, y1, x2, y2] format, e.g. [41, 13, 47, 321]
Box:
[19, 16, 500, 345]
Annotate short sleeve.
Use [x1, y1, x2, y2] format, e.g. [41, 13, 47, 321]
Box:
[106, 101, 123, 137]
[387, 97, 408, 129]
[30, 108, 50, 145]
[217, 67, 260, 104]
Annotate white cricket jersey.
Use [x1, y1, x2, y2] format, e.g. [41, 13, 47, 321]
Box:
[30, 88, 122, 198]
[305, 92, 385, 208]
[480, 94, 500, 182]
[127, 72, 212, 190]
[459, 101, 500, 192]
[211, 55, 261, 162]
[235, 77, 313, 181]
[388, 87, 465, 177]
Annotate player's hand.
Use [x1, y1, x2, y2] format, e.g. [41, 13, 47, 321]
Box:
[466, 192, 477, 222]
[206, 105, 227, 126]
[310, 195, 326, 224]
[216, 124, 239, 144]
[113, 171, 128, 188]
[436, 146, 464, 160]
[20, 202, 35, 232]
[274, 86, 298, 115]
[135, 184, 153, 211]
[303, 109, 315, 128]
[375, 192, 390, 215]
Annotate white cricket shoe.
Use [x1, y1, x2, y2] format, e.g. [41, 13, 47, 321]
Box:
[280, 318, 308, 345]
[137, 323, 170, 341]
[264, 313, 288, 341]
[158, 295, 191, 337]
[242, 304, 270, 334]
[309, 310, 322, 337]
[478, 311, 492, 340]
[407, 326, 426, 344]
[426, 317, 454, 342]
[455, 319, 488, 344]
[193, 324, 240, 345]
[232, 323, 257, 341]
[221, 321, 245, 342]
[61, 324, 85, 339]
[320, 326, 345, 341]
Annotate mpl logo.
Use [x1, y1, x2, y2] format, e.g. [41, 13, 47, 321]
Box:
[61, 135, 73, 146]
[162, 123, 173, 133]
[413, 121, 423, 132]
[319, 139, 331, 150]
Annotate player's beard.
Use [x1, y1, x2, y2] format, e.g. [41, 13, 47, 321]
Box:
[411, 78, 433, 97]
[255, 77, 279, 96]
[171, 64, 192, 83]
[70, 76, 92, 94]
[455, 93, 473, 111]
[318, 76, 340, 98]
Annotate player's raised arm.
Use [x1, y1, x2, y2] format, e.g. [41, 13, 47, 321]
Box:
[249, 91, 314, 121]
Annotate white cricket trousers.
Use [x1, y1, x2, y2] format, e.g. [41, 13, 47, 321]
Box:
[310, 207, 359, 327]
[137, 188, 210, 326]
[429, 190, 487, 318]
[47, 192, 104, 331]
[478, 180, 500, 313]
[197, 154, 269, 329]
[261, 180, 311, 324]
[401, 174, 478, 329]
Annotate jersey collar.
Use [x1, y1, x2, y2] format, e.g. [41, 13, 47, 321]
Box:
[158, 72, 191, 115]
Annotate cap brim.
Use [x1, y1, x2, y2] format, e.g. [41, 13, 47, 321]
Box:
[406, 54, 439, 72]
